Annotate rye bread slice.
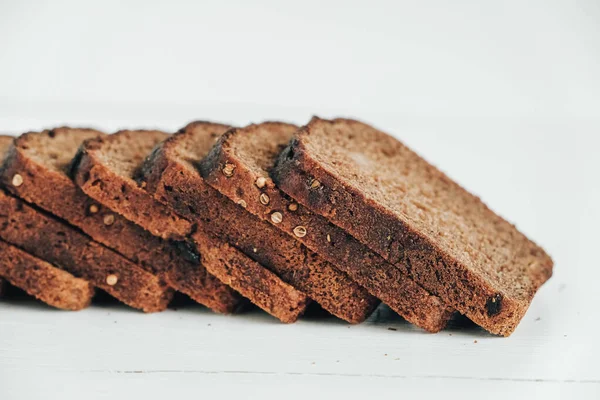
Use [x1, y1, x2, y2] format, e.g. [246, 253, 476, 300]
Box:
[0, 128, 242, 314]
[0, 135, 95, 311]
[72, 130, 193, 241]
[0, 238, 95, 310]
[72, 129, 308, 323]
[272, 117, 554, 336]
[141, 122, 379, 324]
[199, 122, 455, 332]
[0, 188, 173, 312]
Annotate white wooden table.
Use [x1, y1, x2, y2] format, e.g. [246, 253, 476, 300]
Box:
[0, 104, 597, 399]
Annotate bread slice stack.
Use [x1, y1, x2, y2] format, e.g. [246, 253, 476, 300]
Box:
[0, 118, 553, 335]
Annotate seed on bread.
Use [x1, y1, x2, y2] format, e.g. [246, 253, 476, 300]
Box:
[255, 177, 267, 188]
[12, 174, 23, 187]
[288, 203, 298, 212]
[271, 211, 283, 224]
[310, 179, 321, 189]
[222, 163, 235, 177]
[88, 204, 99, 214]
[259, 193, 270, 205]
[106, 274, 118, 286]
[327, 234, 331, 243]
[237, 199, 247, 208]
[103, 214, 115, 226]
[293, 226, 307, 238]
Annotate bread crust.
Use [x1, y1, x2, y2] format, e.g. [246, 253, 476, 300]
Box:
[1, 128, 242, 314]
[199, 122, 455, 332]
[72, 128, 308, 323]
[272, 117, 553, 336]
[0, 189, 173, 312]
[141, 122, 379, 324]
[0, 239, 95, 310]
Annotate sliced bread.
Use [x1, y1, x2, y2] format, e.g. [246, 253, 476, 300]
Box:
[72, 130, 193, 240]
[0, 128, 242, 313]
[141, 122, 379, 324]
[199, 122, 454, 332]
[71, 129, 309, 323]
[272, 117, 553, 336]
[0, 188, 173, 312]
[0, 238, 95, 310]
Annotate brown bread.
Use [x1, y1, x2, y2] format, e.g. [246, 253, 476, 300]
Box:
[0, 188, 173, 312]
[141, 122, 379, 324]
[272, 117, 553, 336]
[0, 128, 242, 313]
[0, 134, 95, 311]
[0, 239, 95, 310]
[200, 122, 454, 332]
[72, 130, 193, 241]
[71, 129, 308, 323]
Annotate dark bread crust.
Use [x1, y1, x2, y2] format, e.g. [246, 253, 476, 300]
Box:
[0, 239, 95, 310]
[72, 127, 308, 323]
[1, 128, 242, 313]
[141, 122, 378, 324]
[193, 230, 309, 323]
[199, 122, 454, 332]
[0, 189, 173, 312]
[272, 117, 553, 336]
[72, 130, 193, 241]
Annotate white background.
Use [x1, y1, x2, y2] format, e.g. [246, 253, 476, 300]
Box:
[0, 1, 599, 399]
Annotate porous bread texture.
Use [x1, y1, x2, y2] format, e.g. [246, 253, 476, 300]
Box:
[1, 128, 242, 313]
[199, 122, 455, 332]
[193, 230, 309, 323]
[272, 117, 553, 336]
[0, 189, 173, 312]
[72, 130, 193, 240]
[0, 239, 95, 310]
[141, 122, 379, 324]
[0, 134, 95, 311]
[72, 128, 308, 323]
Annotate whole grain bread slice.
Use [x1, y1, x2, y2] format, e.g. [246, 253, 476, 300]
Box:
[141, 121, 379, 324]
[0, 238, 95, 310]
[72, 130, 193, 241]
[0, 188, 173, 312]
[0, 128, 242, 314]
[272, 117, 553, 336]
[0, 135, 95, 311]
[71, 129, 308, 323]
[199, 122, 454, 332]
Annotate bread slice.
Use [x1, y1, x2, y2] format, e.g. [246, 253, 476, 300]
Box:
[0, 134, 96, 311]
[0, 128, 242, 314]
[71, 129, 309, 323]
[0, 239, 95, 310]
[272, 117, 553, 336]
[72, 130, 193, 241]
[141, 122, 380, 324]
[0, 188, 174, 312]
[199, 122, 455, 332]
